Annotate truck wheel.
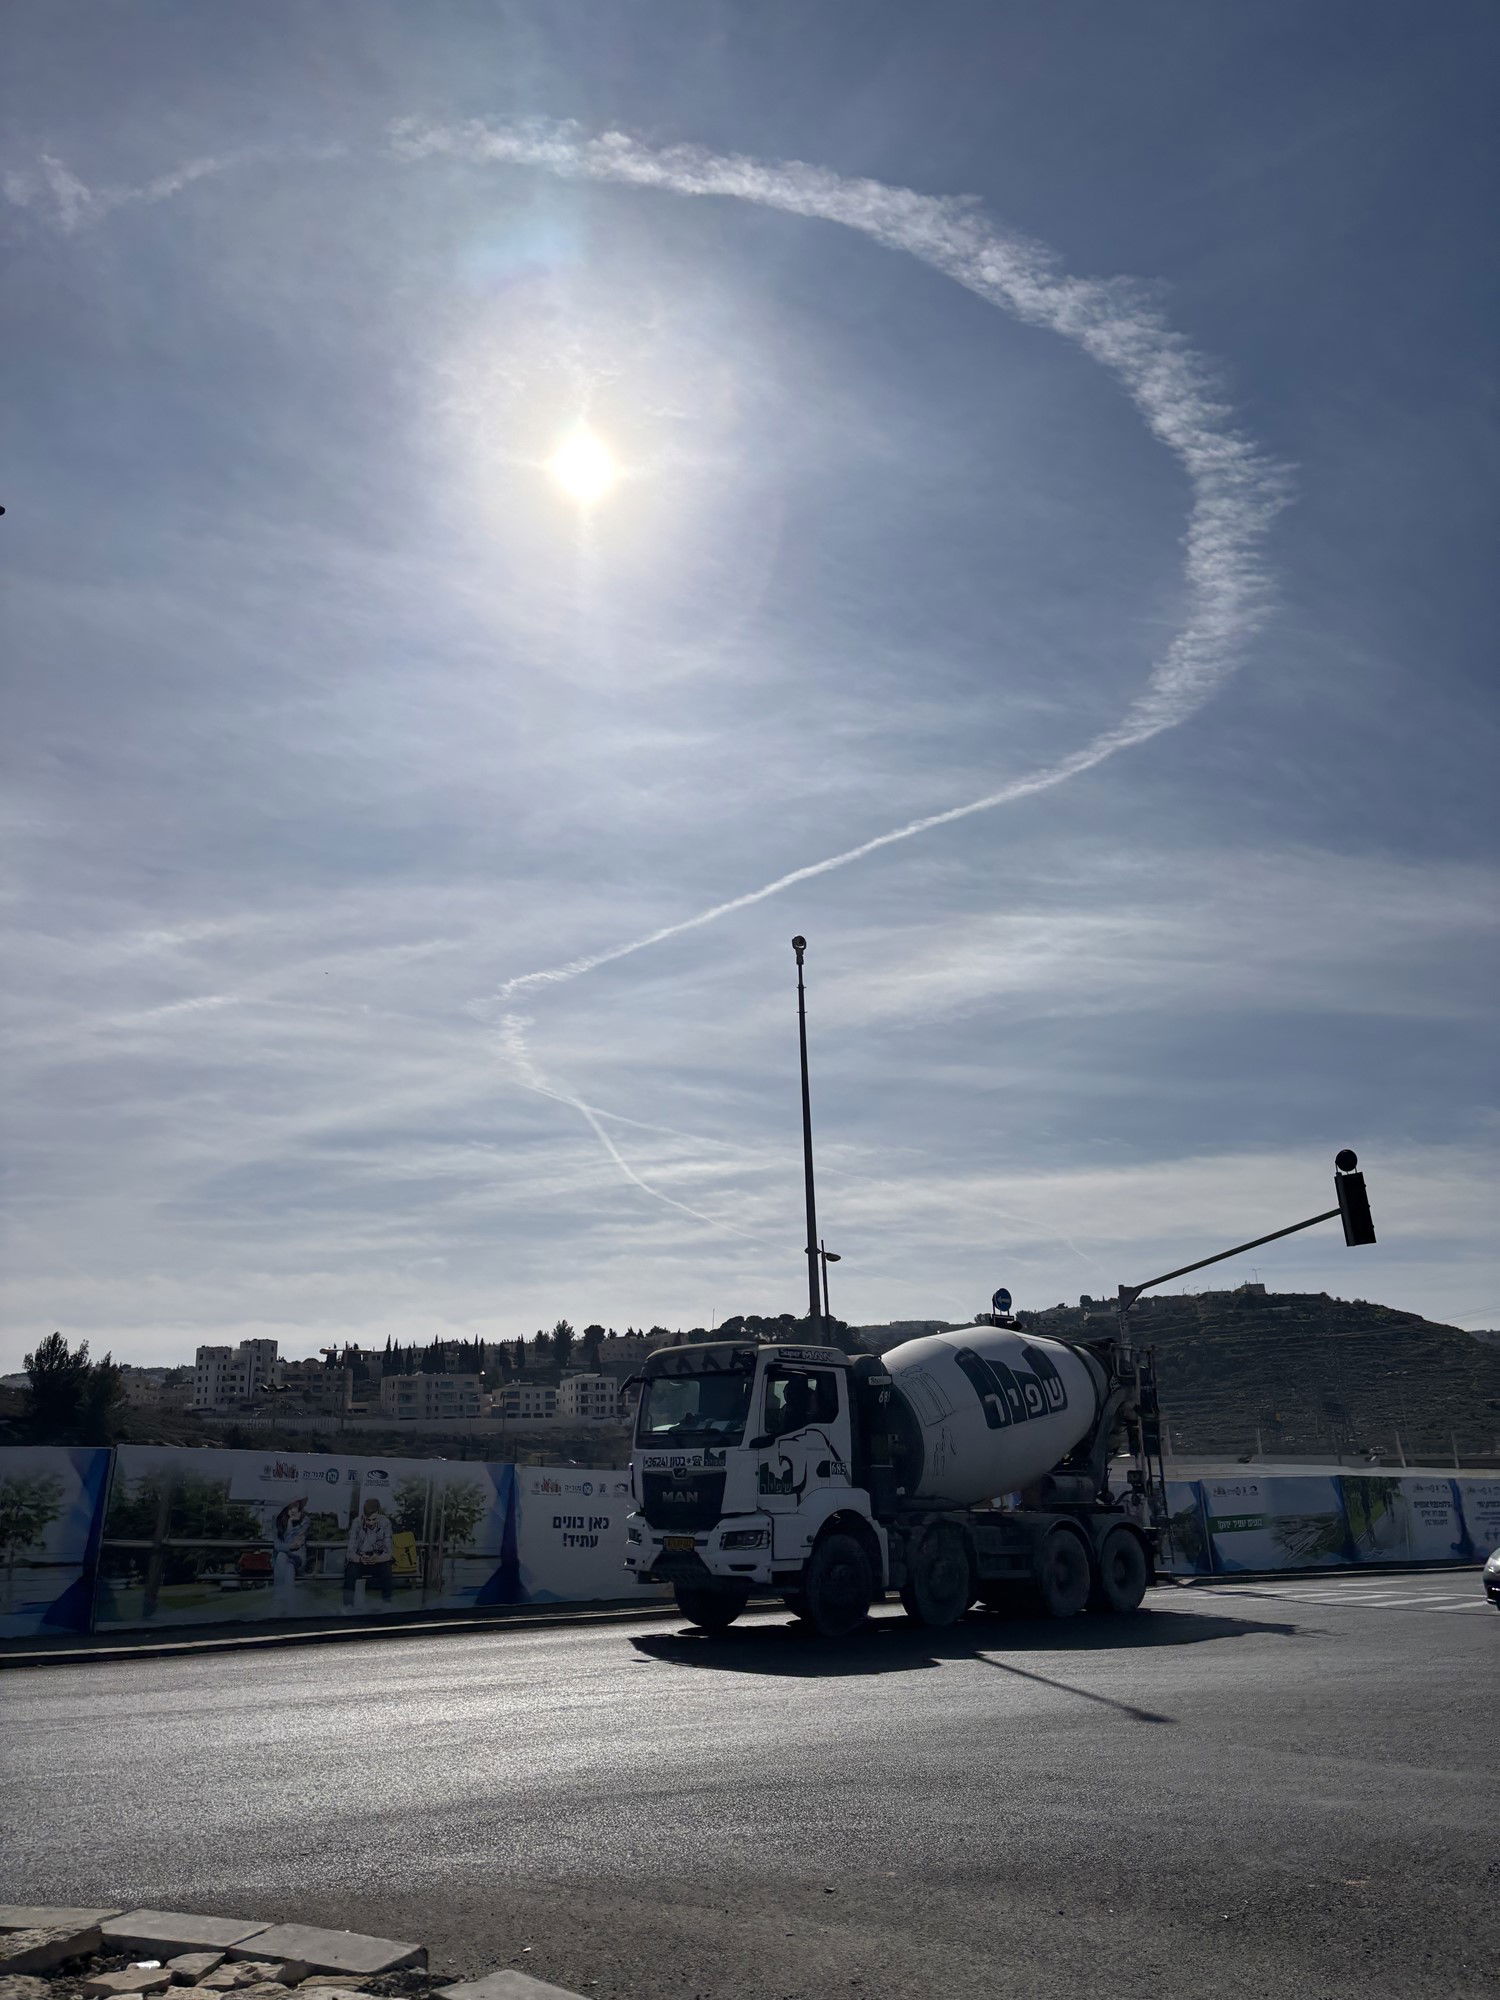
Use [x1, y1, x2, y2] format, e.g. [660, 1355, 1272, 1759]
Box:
[1035, 1526, 1091, 1619]
[803, 1531, 874, 1639]
[1088, 1528, 1150, 1614]
[674, 1586, 748, 1633]
[900, 1523, 973, 1628]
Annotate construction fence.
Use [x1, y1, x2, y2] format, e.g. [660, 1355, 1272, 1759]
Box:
[3, 1446, 1496, 1638]
[0, 1442, 666, 1639]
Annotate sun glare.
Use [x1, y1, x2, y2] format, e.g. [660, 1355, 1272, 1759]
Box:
[547, 425, 620, 505]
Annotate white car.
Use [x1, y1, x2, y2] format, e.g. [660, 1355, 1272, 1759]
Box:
[1485, 1550, 1500, 1609]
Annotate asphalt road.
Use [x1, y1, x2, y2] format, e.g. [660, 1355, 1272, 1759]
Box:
[5, 1576, 1497, 2000]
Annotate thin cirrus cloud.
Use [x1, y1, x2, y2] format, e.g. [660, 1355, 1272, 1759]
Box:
[4, 96, 1489, 1358]
[5, 119, 1289, 1247]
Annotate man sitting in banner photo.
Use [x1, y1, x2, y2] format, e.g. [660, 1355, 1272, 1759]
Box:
[343, 1495, 395, 1612]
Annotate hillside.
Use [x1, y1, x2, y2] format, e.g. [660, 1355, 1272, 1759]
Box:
[1018, 1287, 1500, 1463]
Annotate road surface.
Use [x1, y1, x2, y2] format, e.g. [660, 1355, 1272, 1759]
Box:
[4, 1576, 1497, 2000]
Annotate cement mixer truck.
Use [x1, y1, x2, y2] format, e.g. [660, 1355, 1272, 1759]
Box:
[623, 1315, 1163, 1638]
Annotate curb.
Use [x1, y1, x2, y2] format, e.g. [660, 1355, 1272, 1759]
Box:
[1169, 1560, 1483, 1586]
[0, 1598, 685, 1671]
[0, 1907, 585, 2000]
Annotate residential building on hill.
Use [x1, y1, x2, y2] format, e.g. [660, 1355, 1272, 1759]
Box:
[378, 1372, 484, 1421]
[192, 1338, 281, 1411]
[497, 1382, 558, 1421]
[557, 1372, 622, 1421]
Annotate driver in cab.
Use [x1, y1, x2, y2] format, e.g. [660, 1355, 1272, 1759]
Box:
[767, 1372, 814, 1439]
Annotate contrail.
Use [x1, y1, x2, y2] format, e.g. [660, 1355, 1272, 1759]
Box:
[376, 122, 1286, 1006]
[496, 1014, 767, 1242]
[8, 121, 1288, 1246]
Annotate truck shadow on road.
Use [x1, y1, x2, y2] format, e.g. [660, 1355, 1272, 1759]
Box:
[631, 1604, 1306, 1723]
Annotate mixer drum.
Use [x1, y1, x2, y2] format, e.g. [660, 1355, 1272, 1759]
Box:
[882, 1325, 1108, 1507]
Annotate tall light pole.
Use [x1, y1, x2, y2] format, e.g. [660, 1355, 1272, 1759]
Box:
[791, 936, 822, 1333]
[819, 1241, 841, 1327]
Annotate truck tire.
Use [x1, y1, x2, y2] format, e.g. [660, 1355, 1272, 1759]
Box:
[802, 1530, 874, 1639]
[1088, 1527, 1150, 1614]
[900, 1523, 973, 1628]
[674, 1586, 749, 1633]
[1035, 1525, 1091, 1619]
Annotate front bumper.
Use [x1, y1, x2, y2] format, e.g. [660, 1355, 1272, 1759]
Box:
[625, 1510, 777, 1587]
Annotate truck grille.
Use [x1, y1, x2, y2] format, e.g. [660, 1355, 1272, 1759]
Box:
[642, 1470, 726, 1531]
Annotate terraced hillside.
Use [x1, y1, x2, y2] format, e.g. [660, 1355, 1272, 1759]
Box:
[1021, 1288, 1500, 1464]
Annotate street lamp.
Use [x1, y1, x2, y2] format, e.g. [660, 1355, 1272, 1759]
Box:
[791, 937, 822, 1334]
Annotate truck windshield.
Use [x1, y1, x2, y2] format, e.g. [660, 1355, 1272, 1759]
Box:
[635, 1370, 754, 1445]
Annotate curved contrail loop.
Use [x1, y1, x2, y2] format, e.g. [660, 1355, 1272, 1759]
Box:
[7, 121, 1289, 1247]
[379, 121, 1287, 1012]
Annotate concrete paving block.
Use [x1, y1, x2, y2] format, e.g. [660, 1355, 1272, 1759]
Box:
[103, 1918, 270, 1958]
[1, 1927, 103, 1973]
[84, 1969, 174, 1998]
[195, 1972, 245, 1991]
[0, 1911, 121, 1936]
[166, 1956, 225, 1984]
[0, 1977, 54, 2000]
[439, 1974, 589, 2000]
[231, 1985, 293, 2000]
[282, 1988, 375, 2000]
[221, 1967, 283, 1987]
[230, 1930, 423, 1977]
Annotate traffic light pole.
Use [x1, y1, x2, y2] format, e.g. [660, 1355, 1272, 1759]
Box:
[1114, 1151, 1376, 1565]
[1117, 1151, 1375, 1315]
[1117, 1207, 1338, 1312]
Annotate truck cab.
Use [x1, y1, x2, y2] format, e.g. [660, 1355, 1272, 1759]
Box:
[625, 1342, 883, 1627]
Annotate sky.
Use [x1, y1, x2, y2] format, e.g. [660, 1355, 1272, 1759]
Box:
[2, 2, 1496, 1371]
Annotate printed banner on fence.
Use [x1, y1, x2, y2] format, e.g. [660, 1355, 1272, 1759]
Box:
[1197, 1473, 1351, 1572]
[1456, 1478, 1500, 1559]
[94, 1443, 520, 1628]
[515, 1465, 666, 1603]
[0, 1445, 112, 1637]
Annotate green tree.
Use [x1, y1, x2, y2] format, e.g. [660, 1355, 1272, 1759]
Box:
[78, 1352, 125, 1442]
[0, 1470, 65, 1612]
[581, 1326, 605, 1370]
[23, 1331, 125, 1444]
[552, 1320, 575, 1372]
[532, 1328, 554, 1368]
[23, 1332, 91, 1440]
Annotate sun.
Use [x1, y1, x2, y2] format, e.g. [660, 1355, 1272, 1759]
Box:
[547, 425, 620, 505]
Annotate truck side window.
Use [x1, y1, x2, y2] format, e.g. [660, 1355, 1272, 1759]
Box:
[763, 1367, 840, 1438]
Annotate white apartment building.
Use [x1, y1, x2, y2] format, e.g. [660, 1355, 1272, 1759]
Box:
[496, 1382, 558, 1421]
[557, 1373, 622, 1422]
[378, 1372, 485, 1422]
[192, 1338, 281, 1411]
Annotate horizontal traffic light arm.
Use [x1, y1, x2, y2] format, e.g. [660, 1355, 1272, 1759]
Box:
[1118, 1207, 1339, 1312]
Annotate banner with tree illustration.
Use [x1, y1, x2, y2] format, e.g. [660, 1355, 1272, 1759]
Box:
[0, 1446, 112, 1636]
[93, 1444, 520, 1628]
[1159, 1470, 1500, 1573]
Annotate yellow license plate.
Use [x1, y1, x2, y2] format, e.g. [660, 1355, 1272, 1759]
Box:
[663, 1535, 696, 1551]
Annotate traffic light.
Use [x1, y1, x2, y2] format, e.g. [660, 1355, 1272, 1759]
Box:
[1334, 1149, 1376, 1247]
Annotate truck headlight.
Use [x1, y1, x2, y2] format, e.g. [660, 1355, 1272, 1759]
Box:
[721, 1527, 769, 1550]
[626, 1525, 642, 1544]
